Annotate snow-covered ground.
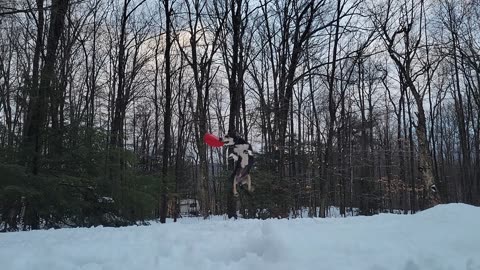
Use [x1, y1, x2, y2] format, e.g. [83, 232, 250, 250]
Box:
[1, 203, 479, 270]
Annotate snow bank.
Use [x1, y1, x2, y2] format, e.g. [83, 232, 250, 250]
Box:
[1, 203, 479, 270]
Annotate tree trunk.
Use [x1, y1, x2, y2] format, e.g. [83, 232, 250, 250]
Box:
[322, 0, 342, 217]
[23, 0, 44, 173]
[160, 0, 173, 224]
[24, 0, 69, 174]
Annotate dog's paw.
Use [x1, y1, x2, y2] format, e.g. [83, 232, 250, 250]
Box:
[234, 192, 239, 197]
[228, 153, 239, 161]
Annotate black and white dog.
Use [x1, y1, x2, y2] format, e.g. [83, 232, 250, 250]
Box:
[220, 131, 254, 196]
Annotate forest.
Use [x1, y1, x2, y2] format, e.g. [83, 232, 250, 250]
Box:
[0, 0, 479, 231]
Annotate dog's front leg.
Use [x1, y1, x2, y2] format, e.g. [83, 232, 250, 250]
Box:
[228, 153, 239, 162]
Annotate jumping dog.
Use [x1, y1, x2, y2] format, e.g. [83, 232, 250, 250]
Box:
[220, 131, 254, 196]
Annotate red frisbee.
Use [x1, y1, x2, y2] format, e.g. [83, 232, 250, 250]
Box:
[204, 133, 224, 147]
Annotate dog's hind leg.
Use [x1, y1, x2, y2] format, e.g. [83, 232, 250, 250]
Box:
[246, 175, 252, 192]
[233, 177, 239, 197]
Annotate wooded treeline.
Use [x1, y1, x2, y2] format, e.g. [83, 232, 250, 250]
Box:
[0, 0, 479, 231]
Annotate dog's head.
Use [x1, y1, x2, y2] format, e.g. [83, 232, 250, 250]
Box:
[219, 129, 238, 146]
[221, 133, 236, 146]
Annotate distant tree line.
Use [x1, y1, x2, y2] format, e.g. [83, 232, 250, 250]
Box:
[0, 0, 479, 231]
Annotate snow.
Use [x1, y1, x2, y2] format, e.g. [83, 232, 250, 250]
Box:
[1, 203, 479, 270]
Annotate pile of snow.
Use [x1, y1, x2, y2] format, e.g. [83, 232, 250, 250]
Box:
[1, 203, 479, 270]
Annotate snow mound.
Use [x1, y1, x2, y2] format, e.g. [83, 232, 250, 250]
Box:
[1, 203, 479, 270]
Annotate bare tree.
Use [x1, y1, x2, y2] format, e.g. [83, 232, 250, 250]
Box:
[371, 0, 440, 207]
[23, 0, 70, 174]
[175, 0, 227, 217]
